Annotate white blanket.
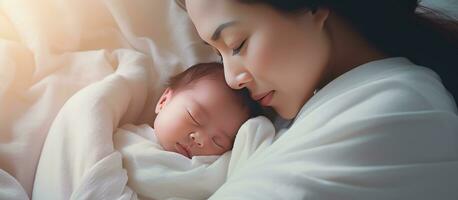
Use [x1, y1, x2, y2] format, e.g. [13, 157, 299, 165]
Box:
[113, 117, 274, 200]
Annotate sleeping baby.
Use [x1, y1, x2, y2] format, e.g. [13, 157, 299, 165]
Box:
[153, 62, 261, 158]
[113, 62, 262, 199]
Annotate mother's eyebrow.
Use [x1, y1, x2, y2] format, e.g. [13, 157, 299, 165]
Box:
[211, 21, 238, 41]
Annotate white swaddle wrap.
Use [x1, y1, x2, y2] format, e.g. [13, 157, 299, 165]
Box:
[114, 124, 228, 200]
[113, 117, 274, 200]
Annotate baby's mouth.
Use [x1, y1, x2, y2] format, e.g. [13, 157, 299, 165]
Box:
[175, 142, 192, 158]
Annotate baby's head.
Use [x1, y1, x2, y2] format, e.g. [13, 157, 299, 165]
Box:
[154, 63, 261, 158]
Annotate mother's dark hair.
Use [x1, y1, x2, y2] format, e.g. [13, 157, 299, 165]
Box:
[239, 0, 458, 99]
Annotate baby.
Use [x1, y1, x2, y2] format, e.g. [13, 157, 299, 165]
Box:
[112, 62, 262, 199]
[153, 62, 261, 158]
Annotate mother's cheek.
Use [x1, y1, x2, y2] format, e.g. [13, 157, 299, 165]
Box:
[245, 33, 276, 73]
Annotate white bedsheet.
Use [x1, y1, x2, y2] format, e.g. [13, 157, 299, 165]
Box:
[0, 0, 216, 198]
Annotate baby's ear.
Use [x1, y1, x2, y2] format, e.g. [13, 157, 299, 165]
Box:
[155, 88, 173, 114]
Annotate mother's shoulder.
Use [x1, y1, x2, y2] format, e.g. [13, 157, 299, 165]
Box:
[293, 57, 457, 127]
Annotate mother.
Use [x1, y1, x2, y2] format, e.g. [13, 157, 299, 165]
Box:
[183, 0, 458, 199]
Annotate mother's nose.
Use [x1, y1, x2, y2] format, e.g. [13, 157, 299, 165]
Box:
[224, 69, 253, 90]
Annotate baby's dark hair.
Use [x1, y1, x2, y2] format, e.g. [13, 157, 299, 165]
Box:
[167, 62, 263, 118]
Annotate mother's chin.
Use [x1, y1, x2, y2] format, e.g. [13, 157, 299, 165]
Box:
[270, 95, 306, 120]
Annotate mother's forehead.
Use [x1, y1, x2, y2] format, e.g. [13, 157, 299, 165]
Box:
[184, 0, 259, 40]
[185, 0, 221, 14]
[185, 0, 255, 21]
[184, 0, 224, 36]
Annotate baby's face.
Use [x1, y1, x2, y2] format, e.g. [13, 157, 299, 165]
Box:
[154, 77, 249, 158]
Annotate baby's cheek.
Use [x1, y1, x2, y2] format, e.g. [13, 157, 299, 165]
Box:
[154, 130, 167, 150]
[154, 123, 177, 151]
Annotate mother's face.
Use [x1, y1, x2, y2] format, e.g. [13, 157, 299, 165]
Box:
[186, 0, 331, 119]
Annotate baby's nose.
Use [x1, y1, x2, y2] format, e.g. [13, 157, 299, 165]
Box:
[190, 132, 206, 148]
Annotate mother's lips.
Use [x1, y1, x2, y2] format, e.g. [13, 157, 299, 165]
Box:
[252, 90, 275, 106]
[252, 91, 272, 101]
